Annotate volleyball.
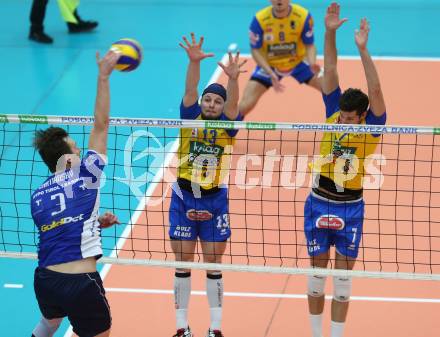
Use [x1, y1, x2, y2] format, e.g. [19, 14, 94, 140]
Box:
[110, 38, 143, 72]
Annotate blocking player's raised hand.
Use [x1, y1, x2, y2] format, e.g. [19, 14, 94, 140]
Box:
[325, 2, 348, 32]
[179, 32, 214, 63]
[355, 18, 370, 51]
[218, 51, 247, 80]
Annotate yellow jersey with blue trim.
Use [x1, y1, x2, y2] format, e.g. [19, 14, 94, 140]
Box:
[249, 4, 314, 72]
[177, 101, 239, 190]
[312, 87, 387, 192]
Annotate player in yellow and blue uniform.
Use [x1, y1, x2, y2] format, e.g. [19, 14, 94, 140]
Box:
[304, 4, 387, 337]
[170, 99, 237, 242]
[170, 33, 246, 337]
[239, 0, 322, 116]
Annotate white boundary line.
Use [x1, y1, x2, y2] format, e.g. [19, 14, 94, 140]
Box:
[62, 53, 229, 337]
[3, 283, 24, 289]
[239, 52, 440, 62]
[106, 287, 440, 304]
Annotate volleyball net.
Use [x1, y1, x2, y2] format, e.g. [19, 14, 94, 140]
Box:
[1, 114, 440, 281]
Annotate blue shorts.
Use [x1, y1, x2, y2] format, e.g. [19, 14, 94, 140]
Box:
[250, 62, 314, 88]
[34, 267, 111, 337]
[304, 193, 364, 258]
[169, 186, 231, 242]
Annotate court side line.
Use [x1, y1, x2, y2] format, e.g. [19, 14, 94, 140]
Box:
[62, 53, 230, 337]
[238, 53, 440, 62]
[3, 283, 23, 289]
[106, 287, 440, 304]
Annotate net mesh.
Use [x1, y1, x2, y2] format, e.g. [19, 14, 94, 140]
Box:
[1, 115, 440, 280]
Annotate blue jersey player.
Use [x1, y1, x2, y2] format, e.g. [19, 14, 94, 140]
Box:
[30, 50, 121, 337]
[305, 4, 387, 337]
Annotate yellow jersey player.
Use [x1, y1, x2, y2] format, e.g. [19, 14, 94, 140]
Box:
[304, 4, 387, 337]
[239, 0, 322, 117]
[170, 33, 246, 337]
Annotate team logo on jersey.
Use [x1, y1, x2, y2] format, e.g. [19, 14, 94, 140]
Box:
[41, 214, 85, 232]
[290, 20, 296, 29]
[267, 43, 296, 57]
[331, 140, 356, 174]
[331, 140, 356, 159]
[264, 33, 274, 42]
[186, 209, 213, 221]
[188, 141, 223, 163]
[316, 214, 345, 230]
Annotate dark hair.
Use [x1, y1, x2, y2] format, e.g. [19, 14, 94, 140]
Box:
[339, 88, 369, 115]
[33, 127, 72, 173]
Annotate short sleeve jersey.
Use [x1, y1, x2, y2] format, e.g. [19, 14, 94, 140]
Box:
[31, 151, 107, 268]
[249, 3, 314, 72]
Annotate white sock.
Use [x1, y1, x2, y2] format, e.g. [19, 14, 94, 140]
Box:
[174, 271, 191, 329]
[331, 320, 345, 337]
[309, 314, 323, 337]
[206, 272, 223, 330]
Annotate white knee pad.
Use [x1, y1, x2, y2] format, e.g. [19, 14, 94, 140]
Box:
[307, 275, 327, 297]
[333, 276, 352, 302]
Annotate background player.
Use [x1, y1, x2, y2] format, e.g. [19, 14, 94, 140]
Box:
[304, 3, 386, 337]
[238, 0, 322, 117]
[170, 33, 246, 337]
[30, 50, 121, 337]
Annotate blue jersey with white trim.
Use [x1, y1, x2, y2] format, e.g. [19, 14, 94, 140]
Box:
[31, 151, 107, 268]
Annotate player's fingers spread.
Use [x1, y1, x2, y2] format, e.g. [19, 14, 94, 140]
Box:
[198, 36, 204, 47]
[217, 62, 226, 70]
[190, 32, 196, 44]
[95, 51, 100, 63]
[239, 59, 247, 67]
[228, 51, 233, 64]
[205, 52, 215, 58]
[179, 42, 188, 51]
[182, 36, 190, 47]
[234, 51, 240, 62]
